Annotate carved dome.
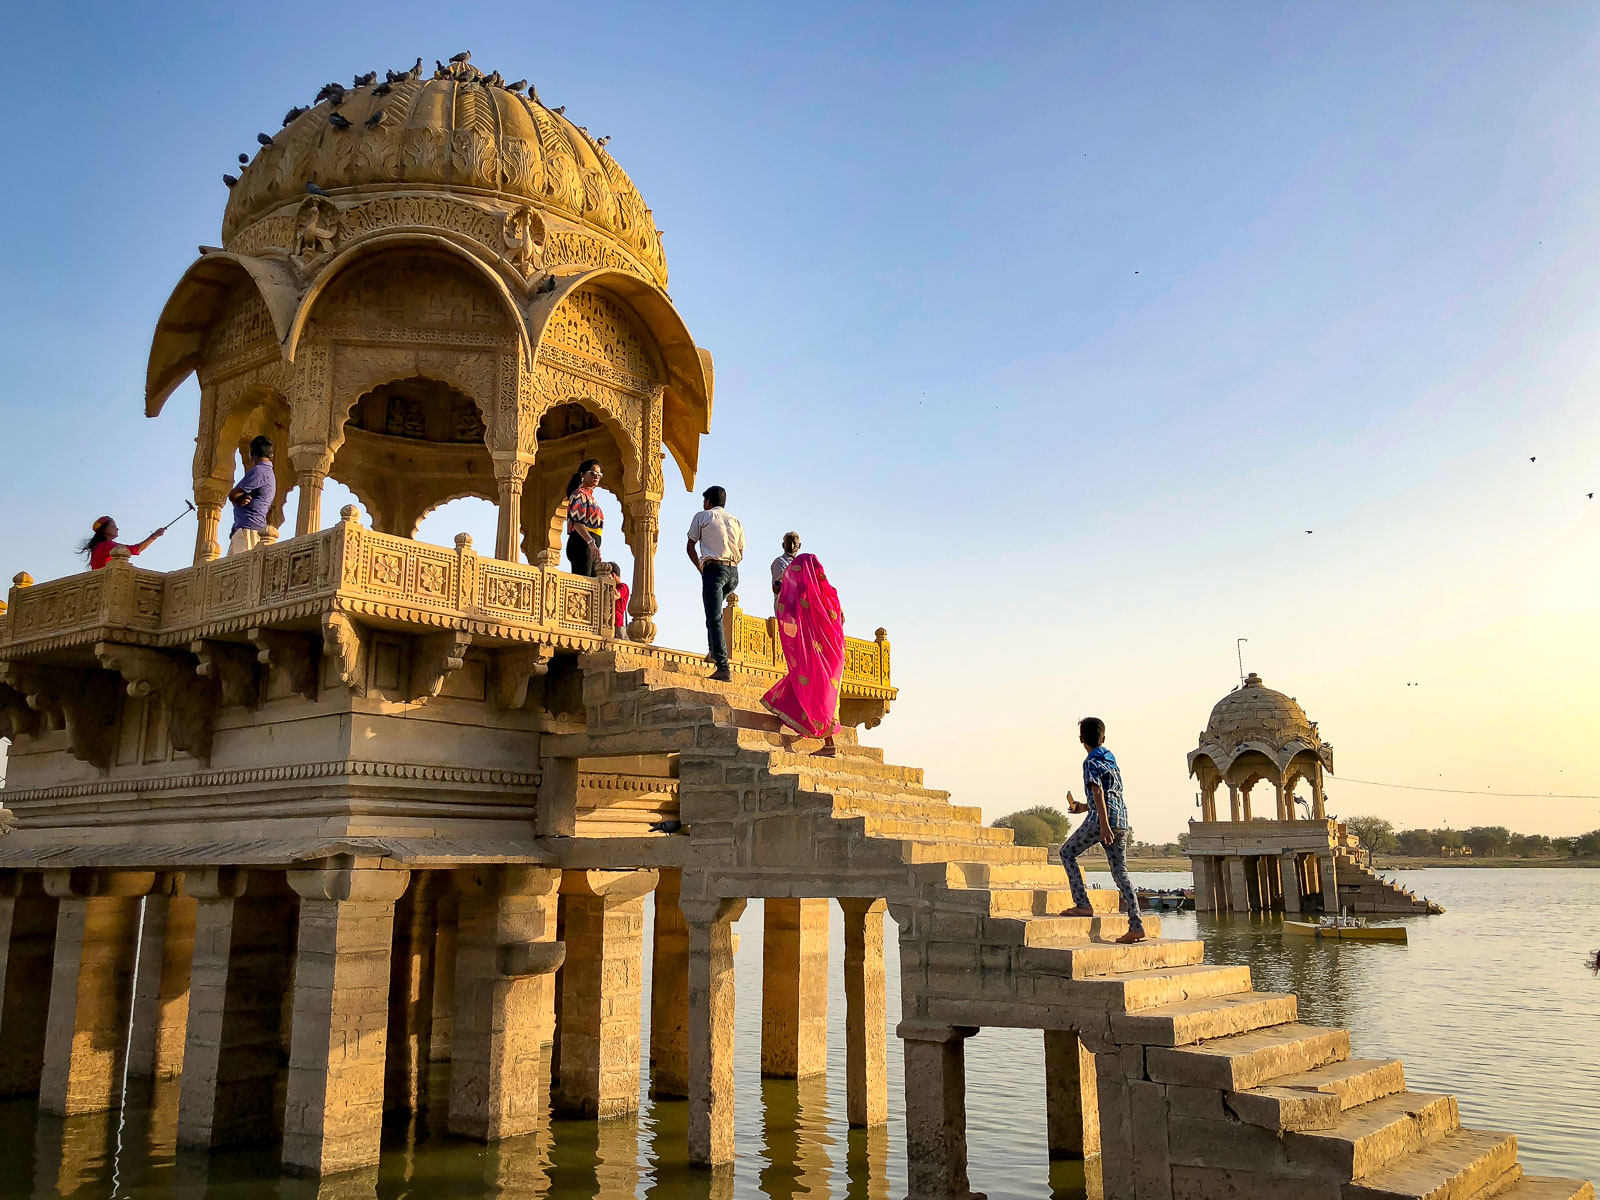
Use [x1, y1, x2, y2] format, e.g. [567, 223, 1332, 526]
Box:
[221, 57, 667, 286]
[1199, 673, 1319, 755]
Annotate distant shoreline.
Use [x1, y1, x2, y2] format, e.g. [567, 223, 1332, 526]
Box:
[1077, 854, 1600, 875]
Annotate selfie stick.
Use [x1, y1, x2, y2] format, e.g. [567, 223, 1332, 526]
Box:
[161, 500, 198, 529]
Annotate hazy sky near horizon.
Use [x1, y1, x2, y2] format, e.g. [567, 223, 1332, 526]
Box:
[1, 3, 1597, 840]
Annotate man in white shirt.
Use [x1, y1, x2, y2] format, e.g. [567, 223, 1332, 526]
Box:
[770, 531, 800, 610]
[685, 485, 746, 681]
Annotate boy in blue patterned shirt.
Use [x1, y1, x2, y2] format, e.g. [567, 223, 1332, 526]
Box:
[1059, 716, 1146, 943]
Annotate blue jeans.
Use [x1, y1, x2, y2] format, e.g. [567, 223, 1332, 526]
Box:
[701, 562, 739, 668]
[1059, 821, 1144, 935]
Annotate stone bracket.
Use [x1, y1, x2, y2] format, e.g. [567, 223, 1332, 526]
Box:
[406, 630, 472, 703]
[191, 639, 260, 708]
[95, 641, 218, 765]
[497, 939, 566, 977]
[248, 626, 319, 701]
[321, 612, 367, 697]
[491, 644, 553, 710]
[558, 868, 660, 904]
[0, 680, 43, 741]
[1, 662, 121, 771]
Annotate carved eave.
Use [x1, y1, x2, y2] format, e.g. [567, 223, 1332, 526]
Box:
[283, 231, 534, 369]
[528, 268, 712, 490]
[146, 252, 301, 416]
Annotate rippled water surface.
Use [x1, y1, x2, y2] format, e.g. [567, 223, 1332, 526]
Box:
[0, 868, 1594, 1198]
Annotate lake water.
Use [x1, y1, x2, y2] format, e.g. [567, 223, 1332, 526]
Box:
[1, 868, 1594, 1198]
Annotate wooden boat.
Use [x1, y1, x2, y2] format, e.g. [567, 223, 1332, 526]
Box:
[1284, 916, 1407, 943]
[1137, 888, 1194, 912]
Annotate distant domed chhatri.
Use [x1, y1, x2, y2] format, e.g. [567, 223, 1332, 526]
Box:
[1193, 671, 1329, 769]
[221, 52, 667, 287]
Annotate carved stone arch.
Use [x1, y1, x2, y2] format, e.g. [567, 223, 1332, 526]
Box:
[527, 368, 644, 490]
[284, 232, 533, 368]
[522, 394, 632, 566]
[410, 486, 498, 540]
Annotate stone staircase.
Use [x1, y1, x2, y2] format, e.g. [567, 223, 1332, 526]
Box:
[575, 650, 1589, 1200]
[1333, 849, 1445, 915]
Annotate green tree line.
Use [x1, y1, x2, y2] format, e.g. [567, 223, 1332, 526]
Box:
[990, 806, 1189, 856]
[1344, 815, 1600, 859]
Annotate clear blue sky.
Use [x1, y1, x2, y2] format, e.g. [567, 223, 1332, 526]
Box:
[2, 3, 1598, 838]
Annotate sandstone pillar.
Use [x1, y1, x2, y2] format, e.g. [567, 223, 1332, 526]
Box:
[840, 897, 887, 1127]
[623, 492, 661, 643]
[1274, 780, 1288, 820]
[177, 869, 297, 1148]
[281, 860, 409, 1175]
[450, 866, 563, 1140]
[1319, 853, 1340, 913]
[0, 872, 59, 1096]
[536, 756, 579, 837]
[385, 871, 442, 1115]
[650, 870, 690, 1099]
[127, 881, 197, 1079]
[899, 1021, 978, 1200]
[430, 889, 459, 1062]
[1044, 1029, 1100, 1159]
[1226, 857, 1251, 914]
[194, 479, 227, 563]
[1227, 783, 1241, 821]
[1240, 784, 1254, 821]
[556, 869, 657, 1117]
[39, 870, 153, 1115]
[1190, 857, 1212, 912]
[493, 457, 529, 563]
[1312, 772, 1326, 820]
[290, 446, 334, 536]
[684, 896, 745, 1168]
[761, 897, 829, 1079]
[1200, 781, 1218, 822]
[1281, 853, 1303, 914]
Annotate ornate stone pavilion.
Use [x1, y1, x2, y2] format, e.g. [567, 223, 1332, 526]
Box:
[0, 56, 1575, 1200]
[1187, 674, 1442, 916]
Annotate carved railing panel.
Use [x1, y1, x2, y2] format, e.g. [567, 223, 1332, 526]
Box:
[720, 597, 893, 695]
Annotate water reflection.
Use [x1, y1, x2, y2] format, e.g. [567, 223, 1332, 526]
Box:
[840, 1126, 889, 1200]
[758, 1076, 834, 1199]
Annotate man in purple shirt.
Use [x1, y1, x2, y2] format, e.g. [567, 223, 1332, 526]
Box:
[227, 435, 277, 555]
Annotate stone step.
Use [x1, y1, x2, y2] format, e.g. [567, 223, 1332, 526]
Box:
[1496, 1178, 1593, 1200]
[755, 740, 927, 787]
[810, 792, 983, 826]
[895, 839, 1053, 866]
[1146, 1023, 1351, 1092]
[1111, 990, 1299, 1048]
[1345, 1128, 1519, 1200]
[1081, 962, 1256, 1012]
[986, 911, 1162, 946]
[850, 816, 1016, 846]
[934, 860, 1076, 889]
[738, 724, 885, 762]
[932, 879, 1124, 914]
[1027, 936, 1206, 978]
[1227, 1059, 1409, 1131]
[1287, 1092, 1460, 1179]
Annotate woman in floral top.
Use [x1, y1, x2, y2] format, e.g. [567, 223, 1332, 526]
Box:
[565, 458, 604, 577]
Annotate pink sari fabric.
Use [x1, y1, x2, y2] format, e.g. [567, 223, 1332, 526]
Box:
[762, 553, 846, 738]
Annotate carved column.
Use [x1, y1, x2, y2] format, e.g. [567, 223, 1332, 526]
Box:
[650, 870, 690, 1099]
[1227, 782, 1241, 822]
[1200, 780, 1218, 822]
[0, 872, 59, 1096]
[39, 870, 155, 1115]
[290, 446, 335, 537]
[282, 859, 409, 1175]
[761, 898, 829, 1079]
[840, 898, 887, 1127]
[1312, 769, 1326, 820]
[178, 868, 297, 1148]
[493, 456, 530, 564]
[1240, 783, 1254, 822]
[1274, 778, 1288, 821]
[683, 896, 745, 1168]
[193, 478, 228, 563]
[449, 866, 563, 1140]
[556, 870, 657, 1118]
[899, 1022, 977, 1200]
[127, 875, 197, 1080]
[385, 871, 443, 1116]
[620, 493, 661, 643]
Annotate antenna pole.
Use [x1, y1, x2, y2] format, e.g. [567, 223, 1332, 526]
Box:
[1236, 637, 1248, 686]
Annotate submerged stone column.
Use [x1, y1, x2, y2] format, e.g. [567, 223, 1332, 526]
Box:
[450, 865, 563, 1140]
[0, 872, 59, 1096]
[178, 868, 297, 1148]
[1226, 857, 1251, 913]
[684, 896, 746, 1168]
[761, 897, 829, 1079]
[839, 897, 887, 1127]
[650, 870, 690, 1099]
[1318, 853, 1340, 913]
[385, 871, 443, 1115]
[1044, 1029, 1100, 1159]
[1281, 853, 1303, 914]
[430, 888, 459, 1063]
[127, 876, 197, 1080]
[1190, 858, 1212, 912]
[556, 869, 657, 1118]
[282, 859, 409, 1175]
[39, 870, 153, 1115]
[899, 1021, 978, 1200]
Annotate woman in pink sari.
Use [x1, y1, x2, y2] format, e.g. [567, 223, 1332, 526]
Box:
[762, 553, 845, 756]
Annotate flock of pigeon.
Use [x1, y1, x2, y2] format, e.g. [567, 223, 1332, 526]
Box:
[221, 52, 587, 191]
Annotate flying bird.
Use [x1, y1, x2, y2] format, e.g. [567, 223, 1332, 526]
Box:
[256, 132, 274, 147]
[1588, 493, 1594, 500]
[222, 173, 239, 187]
[352, 70, 377, 87]
[305, 181, 331, 196]
[365, 110, 386, 129]
[238, 153, 249, 164]
[329, 112, 351, 130]
[1530, 456, 1537, 462]
[1304, 530, 1313, 534]
[283, 105, 309, 125]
